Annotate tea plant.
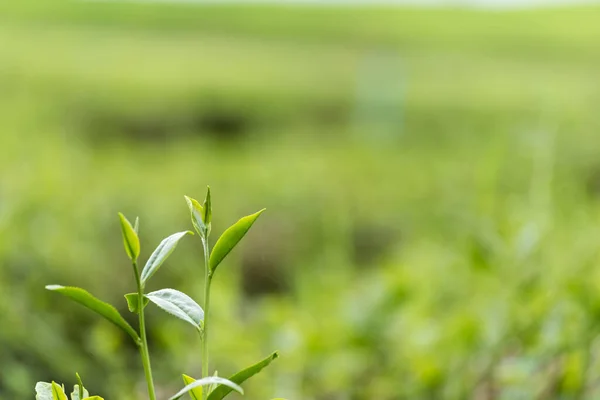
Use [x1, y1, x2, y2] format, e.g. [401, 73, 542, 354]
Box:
[35, 373, 103, 400]
[37, 188, 279, 399]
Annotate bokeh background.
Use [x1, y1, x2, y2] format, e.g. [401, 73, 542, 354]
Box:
[3, 0, 600, 399]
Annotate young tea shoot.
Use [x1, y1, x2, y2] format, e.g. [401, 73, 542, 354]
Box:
[174, 187, 278, 400]
[35, 373, 102, 400]
[38, 188, 281, 399]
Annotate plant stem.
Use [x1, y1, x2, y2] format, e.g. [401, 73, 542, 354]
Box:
[133, 261, 157, 400]
[202, 237, 212, 397]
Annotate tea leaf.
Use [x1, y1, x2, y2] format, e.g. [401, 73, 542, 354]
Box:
[124, 293, 149, 314]
[206, 370, 219, 396]
[169, 377, 243, 400]
[72, 374, 88, 400]
[203, 186, 212, 225]
[207, 351, 279, 400]
[52, 382, 68, 400]
[82, 397, 104, 400]
[70, 384, 89, 400]
[184, 195, 207, 237]
[146, 289, 203, 329]
[118, 213, 140, 261]
[209, 209, 265, 274]
[46, 285, 140, 344]
[141, 231, 193, 285]
[35, 382, 53, 400]
[75, 373, 84, 399]
[182, 374, 202, 400]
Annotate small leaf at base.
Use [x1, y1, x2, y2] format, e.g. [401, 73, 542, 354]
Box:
[35, 382, 53, 400]
[182, 375, 202, 400]
[206, 370, 219, 396]
[207, 351, 279, 400]
[51, 382, 68, 400]
[125, 293, 149, 314]
[71, 384, 89, 400]
[169, 377, 243, 400]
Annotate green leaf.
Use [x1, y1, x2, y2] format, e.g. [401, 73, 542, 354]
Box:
[71, 372, 92, 400]
[124, 293, 149, 313]
[52, 382, 68, 400]
[169, 377, 243, 400]
[46, 285, 140, 344]
[207, 351, 279, 400]
[209, 209, 265, 274]
[203, 186, 212, 225]
[118, 213, 140, 261]
[82, 397, 104, 400]
[35, 382, 53, 400]
[206, 370, 220, 396]
[75, 373, 84, 399]
[184, 195, 206, 237]
[146, 289, 203, 329]
[140, 231, 193, 285]
[182, 374, 202, 400]
[70, 384, 89, 400]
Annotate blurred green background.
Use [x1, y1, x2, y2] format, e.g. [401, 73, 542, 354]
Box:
[3, 1, 600, 399]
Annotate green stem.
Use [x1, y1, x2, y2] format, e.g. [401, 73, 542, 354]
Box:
[133, 261, 157, 400]
[202, 237, 212, 397]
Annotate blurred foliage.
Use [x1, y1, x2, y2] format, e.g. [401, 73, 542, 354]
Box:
[3, 1, 600, 399]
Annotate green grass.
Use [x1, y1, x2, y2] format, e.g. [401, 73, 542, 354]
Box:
[2, 2, 600, 399]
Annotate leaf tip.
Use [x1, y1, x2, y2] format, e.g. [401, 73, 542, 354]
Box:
[184, 195, 199, 208]
[45, 284, 63, 291]
[118, 211, 140, 260]
[203, 187, 212, 224]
